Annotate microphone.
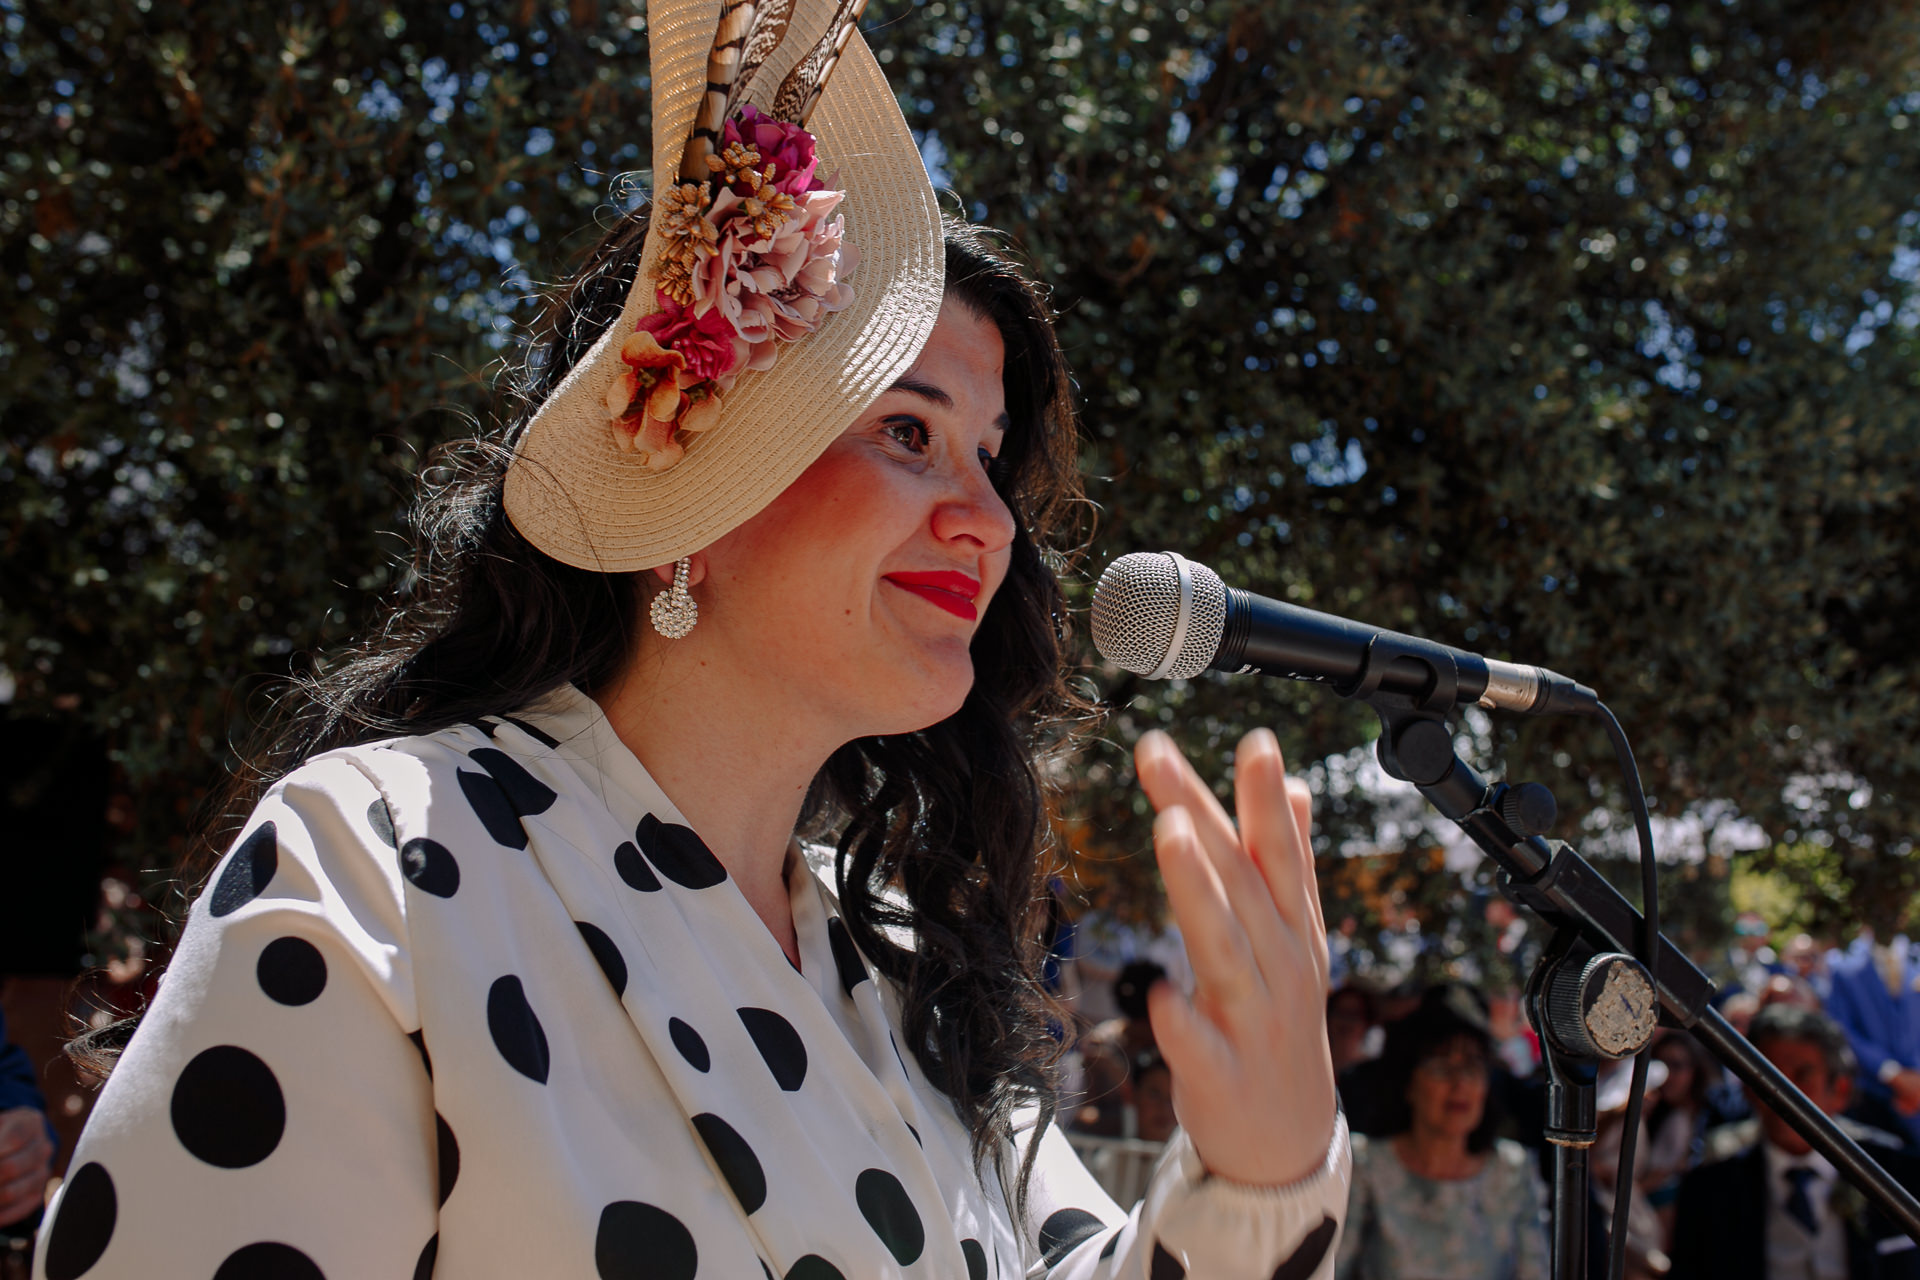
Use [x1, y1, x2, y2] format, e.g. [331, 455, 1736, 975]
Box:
[1090, 551, 1597, 715]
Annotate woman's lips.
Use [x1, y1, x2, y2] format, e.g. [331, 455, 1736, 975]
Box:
[884, 571, 981, 622]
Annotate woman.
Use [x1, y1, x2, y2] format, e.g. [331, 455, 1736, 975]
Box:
[32, 4, 1347, 1278]
[1337, 993, 1548, 1280]
[1641, 1029, 1723, 1236]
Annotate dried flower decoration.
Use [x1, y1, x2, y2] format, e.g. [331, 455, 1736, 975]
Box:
[607, 104, 857, 470]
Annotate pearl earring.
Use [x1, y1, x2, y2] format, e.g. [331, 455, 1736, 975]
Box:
[649, 557, 698, 639]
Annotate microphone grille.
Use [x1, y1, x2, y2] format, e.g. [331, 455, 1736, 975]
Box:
[1090, 552, 1228, 680]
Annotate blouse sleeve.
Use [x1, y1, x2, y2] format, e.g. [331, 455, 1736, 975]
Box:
[34, 752, 442, 1280]
[1020, 1112, 1350, 1279]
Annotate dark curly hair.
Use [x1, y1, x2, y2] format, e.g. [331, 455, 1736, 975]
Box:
[71, 206, 1091, 1213]
[1372, 986, 1501, 1155]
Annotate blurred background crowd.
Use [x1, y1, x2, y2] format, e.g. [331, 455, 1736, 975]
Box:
[1048, 909, 1920, 1278]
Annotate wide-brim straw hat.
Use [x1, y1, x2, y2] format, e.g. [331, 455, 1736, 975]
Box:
[502, 0, 943, 572]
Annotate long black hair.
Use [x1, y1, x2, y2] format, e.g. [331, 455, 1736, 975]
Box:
[73, 205, 1092, 1210]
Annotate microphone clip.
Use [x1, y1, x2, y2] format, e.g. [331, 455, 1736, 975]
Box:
[1345, 632, 1463, 788]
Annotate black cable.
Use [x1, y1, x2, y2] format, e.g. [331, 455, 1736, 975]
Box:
[1596, 701, 1658, 1280]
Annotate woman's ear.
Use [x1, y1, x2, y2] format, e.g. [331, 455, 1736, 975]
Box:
[650, 554, 708, 588]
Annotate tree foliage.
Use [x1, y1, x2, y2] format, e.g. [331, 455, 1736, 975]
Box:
[4, 0, 1918, 953]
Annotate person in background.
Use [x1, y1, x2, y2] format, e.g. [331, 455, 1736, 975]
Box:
[1328, 985, 1379, 1075]
[1729, 913, 1786, 1000]
[1591, 1055, 1671, 1280]
[1127, 1049, 1178, 1145]
[1642, 1032, 1729, 1254]
[1670, 1004, 1920, 1279]
[1069, 961, 1165, 1136]
[0, 1004, 55, 1233]
[1826, 934, 1920, 1152]
[1785, 934, 1834, 1003]
[1765, 972, 1826, 1012]
[1336, 992, 1548, 1280]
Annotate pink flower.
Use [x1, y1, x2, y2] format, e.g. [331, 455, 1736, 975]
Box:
[724, 105, 822, 195]
[635, 290, 742, 383]
[692, 187, 858, 364]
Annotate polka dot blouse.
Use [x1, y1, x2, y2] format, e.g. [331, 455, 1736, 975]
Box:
[36, 684, 1349, 1279]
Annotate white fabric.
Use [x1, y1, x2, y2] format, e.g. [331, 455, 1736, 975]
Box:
[1763, 1141, 1848, 1280]
[37, 685, 1347, 1279]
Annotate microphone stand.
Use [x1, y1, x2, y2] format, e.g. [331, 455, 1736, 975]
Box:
[1340, 640, 1920, 1279]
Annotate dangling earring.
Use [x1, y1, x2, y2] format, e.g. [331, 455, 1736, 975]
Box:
[650, 557, 699, 639]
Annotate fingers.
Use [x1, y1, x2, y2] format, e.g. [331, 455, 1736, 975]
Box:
[1152, 805, 1261, 1003]
[1145, 974, 1229, 1087]
[0, 1166, 45, 1226]
[1234, 730, 1310, 935]
[1139, 733, 1295, 993]
[0, 1131, 48, 1185]
[1134, 732, 1243, 867]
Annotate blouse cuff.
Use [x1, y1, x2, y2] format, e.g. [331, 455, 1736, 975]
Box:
[1140, 1111, 1350, 1279]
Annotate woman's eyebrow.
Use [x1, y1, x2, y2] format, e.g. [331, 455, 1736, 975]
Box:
[889, 375, 952, 407]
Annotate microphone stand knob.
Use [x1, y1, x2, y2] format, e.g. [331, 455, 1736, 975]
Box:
[1499, 782, 1558, 838]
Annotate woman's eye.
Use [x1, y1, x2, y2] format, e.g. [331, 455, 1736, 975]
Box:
[884, 417, 929, 451]
[978, 445, 1004, 479]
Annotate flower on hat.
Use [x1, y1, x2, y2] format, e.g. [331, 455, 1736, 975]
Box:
[609, 107, 857, 469]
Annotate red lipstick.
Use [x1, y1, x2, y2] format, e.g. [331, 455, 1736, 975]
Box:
[884, 570, 982, 622]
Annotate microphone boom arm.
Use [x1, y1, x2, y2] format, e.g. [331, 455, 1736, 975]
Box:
[1357, 686, 1920, 1261]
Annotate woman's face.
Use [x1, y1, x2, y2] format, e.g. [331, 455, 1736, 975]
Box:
[1406, 1035, 1489, 1142]
[1655, 1044, 1695, 1104]
[696, 298, 1015, 738]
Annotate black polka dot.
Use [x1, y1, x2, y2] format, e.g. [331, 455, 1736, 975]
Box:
[669, 1018, 710, 1072]
[367, 799, 397, 848]
[399, 837, 460, 898]
[212, 1242, 325, 1280]
[408, 1029, 433, 1079]
[170, 1045, 285, 1168]
[737, 1007, 807, 1091]
[1270, 1216, 1339, 1280]
[636, 813, 727, 889]
[613, 841, 662, 892]
[486, 975, 550, 1084]
[1150, 1241, 1185, 1280]
[458, 768, 528, 850]
[210, 823, 278, 917]
[855, 1168, 924, 1266]
[256, 936, 327, 1006]
[412, 1234, 438, 1280]
[470, 747, 557, 815]
[961, 1238, 988, 1280]
[1040, 1208, 1107, 1267]
[575, 921, 628, 997]
[595, 1201, 697, 1280]
[500, 714, 560, 748]
[41, 1160, 115, 1280]
[435, 1112, 460, 1206]
[784, 1258, 846, 1280]
[826, 917, 869, 994]
[691, 1113, 766, 1214]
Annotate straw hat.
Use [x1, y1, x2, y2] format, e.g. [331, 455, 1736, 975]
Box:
[502, 0, 944, 572]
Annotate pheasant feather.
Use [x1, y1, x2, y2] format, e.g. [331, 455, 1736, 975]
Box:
[769, 0, 869, 125]
[680, 0, 758, 182]
[724, 0, 797, 115]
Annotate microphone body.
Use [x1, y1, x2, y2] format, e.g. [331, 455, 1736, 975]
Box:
[1092, 551, 1596, 715]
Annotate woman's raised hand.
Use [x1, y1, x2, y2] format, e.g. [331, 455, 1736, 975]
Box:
[1133, 727, 1338, 1187]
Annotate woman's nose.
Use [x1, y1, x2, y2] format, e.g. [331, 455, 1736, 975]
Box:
[931, 462, 1015, 552]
